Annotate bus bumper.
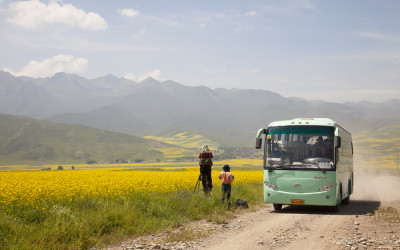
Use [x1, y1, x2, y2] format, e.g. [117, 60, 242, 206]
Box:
[264, 189, 337, 206]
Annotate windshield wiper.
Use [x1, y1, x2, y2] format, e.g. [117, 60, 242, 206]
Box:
[266, 164, 282, 172]
[305, 163, 326, 173]
[267, 164, 294, 172]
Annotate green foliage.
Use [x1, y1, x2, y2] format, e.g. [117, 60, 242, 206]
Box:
[0, 184, 263, 249]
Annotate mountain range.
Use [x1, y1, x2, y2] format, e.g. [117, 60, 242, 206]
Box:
[1, 70, 399, 147]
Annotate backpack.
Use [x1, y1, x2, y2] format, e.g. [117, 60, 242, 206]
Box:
[235, 199, 249, 208]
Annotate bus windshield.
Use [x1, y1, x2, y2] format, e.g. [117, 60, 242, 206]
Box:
[267, 126, 335, 170]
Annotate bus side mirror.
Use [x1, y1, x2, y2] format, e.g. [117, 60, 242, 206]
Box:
[335, 136, 341, 148]
[255, 138, 262, 149]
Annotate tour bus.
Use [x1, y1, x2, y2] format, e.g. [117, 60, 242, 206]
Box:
[255, 118, 353, 211]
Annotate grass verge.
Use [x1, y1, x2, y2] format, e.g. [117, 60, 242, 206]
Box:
[0, 183, 263, 249]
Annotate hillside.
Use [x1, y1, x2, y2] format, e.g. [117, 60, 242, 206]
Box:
[143, 131, 220, 151]
[353, 123, 400, 169]
[0, 114, 195, 165]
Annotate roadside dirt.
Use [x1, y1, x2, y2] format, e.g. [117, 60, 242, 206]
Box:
[104, 171, 400, 250]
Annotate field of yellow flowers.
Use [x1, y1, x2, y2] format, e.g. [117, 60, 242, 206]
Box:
[0, 159, 263, 249]
[0, 159, 263, 207]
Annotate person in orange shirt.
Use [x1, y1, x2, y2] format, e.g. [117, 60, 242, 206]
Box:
[219, 164, 234, 206]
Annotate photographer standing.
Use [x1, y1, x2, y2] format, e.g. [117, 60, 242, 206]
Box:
[199, 144, 213, 194]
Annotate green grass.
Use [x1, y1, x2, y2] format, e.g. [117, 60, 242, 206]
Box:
[0, 183, 263, 249]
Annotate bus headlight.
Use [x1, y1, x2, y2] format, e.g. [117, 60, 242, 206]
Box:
[319, 184, 334, 192]
[264, 181, 278, 190]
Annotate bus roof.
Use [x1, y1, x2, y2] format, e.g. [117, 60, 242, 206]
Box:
[268, 118, 337, 128]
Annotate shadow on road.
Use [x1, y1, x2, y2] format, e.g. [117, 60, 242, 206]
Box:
[271, 200, 381, 215]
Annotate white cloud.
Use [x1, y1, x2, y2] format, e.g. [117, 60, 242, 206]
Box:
[131, 28, 145, 38]
[244, 11, 257, 16]
[354, 31, 386, 40]
[261, 0, 315, 16]
[4, 54, 88, 78]
[124, 69, 163, 82]
[234, 24, 254, 33]
[118, 8, 140, 17]
[354, 31, 400, 44]
[123, 73, 136, 81]
[6, 0, 107, 30]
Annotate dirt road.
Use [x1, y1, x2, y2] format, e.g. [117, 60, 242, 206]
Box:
[106, 172, 400, 250]
[201, 171, 400, 250]
[203, 200, 397, 250]
[202, 171, 400, 250]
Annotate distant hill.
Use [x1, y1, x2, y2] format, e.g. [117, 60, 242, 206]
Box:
[0, 114, 192, 165]
[143, 131, 220, 151]
[1, 70, 400, 147]
[353, 123, 400, 169]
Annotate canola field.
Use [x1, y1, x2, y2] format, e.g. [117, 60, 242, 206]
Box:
[0, 160, 263, 208]
[143, 132, 220, 152]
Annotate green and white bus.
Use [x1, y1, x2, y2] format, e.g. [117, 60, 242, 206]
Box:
[255, 118, 353, 211]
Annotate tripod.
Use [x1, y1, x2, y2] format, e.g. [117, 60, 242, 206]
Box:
[193, 174, 202, 193]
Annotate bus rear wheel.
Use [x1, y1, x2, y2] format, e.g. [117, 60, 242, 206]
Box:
[342, 195, 350, 205]
[273, 204, 282, 210]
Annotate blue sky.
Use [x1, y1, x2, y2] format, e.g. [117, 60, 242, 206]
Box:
[1, 0, 399, 102]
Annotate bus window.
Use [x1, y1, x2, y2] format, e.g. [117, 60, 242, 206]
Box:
[267, 126, 335, 170]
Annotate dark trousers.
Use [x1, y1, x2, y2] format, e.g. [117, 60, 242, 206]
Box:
[221, 184, 231, 204]
[200, 165, 213, 191]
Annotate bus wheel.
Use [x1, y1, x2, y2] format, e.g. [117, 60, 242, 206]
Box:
[273, 204, 282, 210]
[342, 195, 350, 205]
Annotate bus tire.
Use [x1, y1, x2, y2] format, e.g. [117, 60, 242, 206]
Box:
[273, 204, 282, 210]
[342, 195, 350, 205]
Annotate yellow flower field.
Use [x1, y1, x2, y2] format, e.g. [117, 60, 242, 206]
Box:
[0, 165, 263, 207]
[143, 132, 219, 151]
